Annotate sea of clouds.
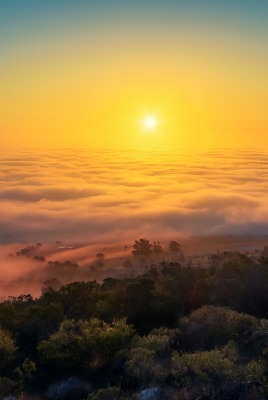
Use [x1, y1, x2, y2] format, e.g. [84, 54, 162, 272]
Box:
[0, 146, 268, 296]
[0, 147, 268, 244]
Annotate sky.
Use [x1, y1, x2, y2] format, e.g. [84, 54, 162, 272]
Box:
[1, 0, 268, 148]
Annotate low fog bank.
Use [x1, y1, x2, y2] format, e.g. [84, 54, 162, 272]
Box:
[2, 148, 268, 245]
[0, 234, 268, 298]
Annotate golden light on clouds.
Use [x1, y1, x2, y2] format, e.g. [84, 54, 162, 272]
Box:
[0, 147, 267, 244]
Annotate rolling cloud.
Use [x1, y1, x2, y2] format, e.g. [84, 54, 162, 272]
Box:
[0, 147, 268, 244]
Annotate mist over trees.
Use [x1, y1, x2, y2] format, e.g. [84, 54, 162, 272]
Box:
[131, 239, 184, 267]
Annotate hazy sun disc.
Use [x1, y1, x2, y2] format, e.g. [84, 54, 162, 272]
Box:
[143, 115, 158, 130]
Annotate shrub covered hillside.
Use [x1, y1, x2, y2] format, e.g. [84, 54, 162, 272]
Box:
[1, 253, 268, 399]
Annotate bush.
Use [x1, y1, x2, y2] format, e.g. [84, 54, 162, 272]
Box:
[0, 376, 16, 398]
[172, 342, 242, 397]
[87, 387, 133, 400]
[179, 305, 258, 351]
[38, 318, 134, 378]
[0, 328, 17, 373]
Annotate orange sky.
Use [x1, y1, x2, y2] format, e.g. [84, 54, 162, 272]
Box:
[1, 2, 268, 149]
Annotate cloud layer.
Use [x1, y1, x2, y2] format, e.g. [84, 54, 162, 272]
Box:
[1, 147, 268, 245]
[1, 147, 268, 296]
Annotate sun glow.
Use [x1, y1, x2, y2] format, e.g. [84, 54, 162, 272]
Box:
[143, 115, 158, 130]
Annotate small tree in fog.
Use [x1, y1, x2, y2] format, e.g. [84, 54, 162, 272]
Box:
[153, 242, 163, 256]
[96, 253, 105, 270]
[169, 241, 181, 253]
[169, 240, 185, 261]
[132, 239, 152, 258]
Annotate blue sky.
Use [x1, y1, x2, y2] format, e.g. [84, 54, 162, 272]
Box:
[1, 0, 267, 57]
[1, 1, 268, 33]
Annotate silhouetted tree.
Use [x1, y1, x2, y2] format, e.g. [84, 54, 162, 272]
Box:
[96, 253, 105, 270]
[43, 278, 63, 291]
[48, 260, 79, 269]
[169, 240, 181, 253]
[152, 241, 163, 257]
[132, 239, 152, 259]
[169, 240, 184, 261]
[33, 255, 46, 262]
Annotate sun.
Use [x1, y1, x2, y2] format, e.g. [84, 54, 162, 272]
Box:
[143, 115, 158, 130]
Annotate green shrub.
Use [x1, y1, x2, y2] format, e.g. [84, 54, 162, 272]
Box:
[172, 342, 241, 388]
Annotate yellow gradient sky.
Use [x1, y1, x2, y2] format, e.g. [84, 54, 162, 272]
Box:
[1, 1, 268, 148]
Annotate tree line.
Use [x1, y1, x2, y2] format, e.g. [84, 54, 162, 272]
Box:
[1, 248, 268, 399]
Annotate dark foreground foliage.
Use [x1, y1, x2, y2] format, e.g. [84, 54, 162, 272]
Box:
[1, 252, 268, 399]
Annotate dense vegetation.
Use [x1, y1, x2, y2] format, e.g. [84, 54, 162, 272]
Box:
[1, 250, 268, 399]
